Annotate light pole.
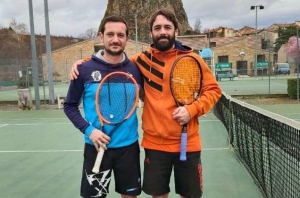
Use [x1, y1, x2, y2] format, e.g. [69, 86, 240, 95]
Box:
[251, 5, 264, 77]
[296, 25, 299, 101]
[28, 0, 41, 109]
[44, 0, 55, 105]
[134, 12, 139, 53]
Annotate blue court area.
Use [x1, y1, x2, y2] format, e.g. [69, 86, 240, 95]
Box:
[0, 108, 263, 198]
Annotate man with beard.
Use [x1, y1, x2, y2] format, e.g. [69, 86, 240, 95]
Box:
[64, 15, 142, 198]
[70, 9, 221, 198]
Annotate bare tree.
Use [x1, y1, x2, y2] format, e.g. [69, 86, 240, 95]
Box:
[9, 18, 28, 34]
[78, 28, 98, 39]
[193, 18, 202, 34]
[9, 18, 30, 59]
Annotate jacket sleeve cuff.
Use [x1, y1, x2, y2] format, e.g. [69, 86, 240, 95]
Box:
[84, 125, 95, 137]
[185, 103, 200, 119]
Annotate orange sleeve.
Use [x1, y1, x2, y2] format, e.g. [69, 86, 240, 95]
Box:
[83, 57, 91, 62]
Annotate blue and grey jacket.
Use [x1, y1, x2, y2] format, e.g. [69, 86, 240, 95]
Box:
[64, 51, 143, 148]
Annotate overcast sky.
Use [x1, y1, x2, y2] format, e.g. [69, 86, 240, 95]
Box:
[0, 0, 299, 37]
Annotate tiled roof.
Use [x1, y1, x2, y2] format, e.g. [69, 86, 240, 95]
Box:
[177, 35, 207, 50]
[265, 23, 296, 31]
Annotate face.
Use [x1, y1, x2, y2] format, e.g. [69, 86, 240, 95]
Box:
[151, 15, 178, 51]
[100, 22, 129, 56]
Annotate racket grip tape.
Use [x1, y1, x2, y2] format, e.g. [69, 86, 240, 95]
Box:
[179, 133, 187, 161]
[92, 146, 105, 173]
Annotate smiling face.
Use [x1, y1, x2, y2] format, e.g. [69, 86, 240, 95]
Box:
[99, 21, 129, 56]
[150, 15, 178, 51]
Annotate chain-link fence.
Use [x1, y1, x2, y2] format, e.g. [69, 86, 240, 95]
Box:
[0, 59, 44, 89]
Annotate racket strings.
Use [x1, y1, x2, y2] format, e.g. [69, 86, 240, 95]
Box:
[171, 58, 202, 105]
[123, 78, 128, 112]
[98, 73, 137, 124]
[108, 77, 111, 106]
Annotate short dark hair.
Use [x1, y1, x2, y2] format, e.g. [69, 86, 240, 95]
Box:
[100, 15, 129, 35]
[148, 8, 179, 31]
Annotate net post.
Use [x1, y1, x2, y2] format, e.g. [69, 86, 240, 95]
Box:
[228, 94, 233, 150]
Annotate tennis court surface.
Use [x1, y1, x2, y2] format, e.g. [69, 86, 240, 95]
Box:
[1, 75, 299, 198]
[0, 108, 263, 198]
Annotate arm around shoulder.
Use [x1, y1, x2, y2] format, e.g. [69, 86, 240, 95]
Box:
[70, 57, 91, 80]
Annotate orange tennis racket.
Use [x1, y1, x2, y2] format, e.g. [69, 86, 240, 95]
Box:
[170, 55, 203, 161]
[92, 71, 139, 173]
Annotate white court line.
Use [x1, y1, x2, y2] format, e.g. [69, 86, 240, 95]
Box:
[281, 113, 300, 115]
[202, 147, 231, 151]
[200, 120, 221, 122]
[0, 147, 232, 153]
[272, 82, 287, 87]
[138, 119, 221, 124]
[4, 147, 294, 153]
[0, 118, 68, 121]
[0, 150, 83, 153]
[0, 123, 71, 126]
[1, 120, 221, 127]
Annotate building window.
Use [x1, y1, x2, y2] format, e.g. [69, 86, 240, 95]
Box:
[273, 54, 278, 63]
[218, 56, 229, 62]
[257, 54, 266, 62]
[209, 42, 216, 47]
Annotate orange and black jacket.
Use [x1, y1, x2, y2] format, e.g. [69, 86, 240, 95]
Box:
[131, 40, 222, 152]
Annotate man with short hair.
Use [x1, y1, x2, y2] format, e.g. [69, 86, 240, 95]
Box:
[70, 9, 221, 198]
[64, 15, 142, 198]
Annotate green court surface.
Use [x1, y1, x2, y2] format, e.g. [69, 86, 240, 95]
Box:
[1, 75, 299, 101]
[254, 104, 300, 122]
[0, 109, 263, 198]
[218, 75, 298, 96]
[1, 75, 299, 197]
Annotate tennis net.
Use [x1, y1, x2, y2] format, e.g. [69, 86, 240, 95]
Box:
[214, 92, 300, 198]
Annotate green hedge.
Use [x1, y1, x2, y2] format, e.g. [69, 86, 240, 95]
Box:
[287, 78, 300, 99]
[0, 81, 17, 86]
[18, 76, 33, 88]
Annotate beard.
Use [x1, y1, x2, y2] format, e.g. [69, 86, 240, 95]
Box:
[152, 34, 176, 51]
[104, 44, 124, 56]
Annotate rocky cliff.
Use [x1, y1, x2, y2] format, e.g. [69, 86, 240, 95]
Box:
[99, 0, 192, 43]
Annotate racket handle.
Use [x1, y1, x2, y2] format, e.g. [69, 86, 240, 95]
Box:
[92, 146, 105, 173]
[179, 132, 187, 161]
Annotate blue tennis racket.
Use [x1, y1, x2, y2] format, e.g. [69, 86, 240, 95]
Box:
[92, 71, 139, 173]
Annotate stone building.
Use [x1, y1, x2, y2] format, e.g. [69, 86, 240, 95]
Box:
[43, 20, 300, 81]
[176, 34, 272, 76]
[42, 37, 149, 82]
[42, 34, 273, 81]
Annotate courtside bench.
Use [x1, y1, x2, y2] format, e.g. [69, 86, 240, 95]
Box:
[56, 94, 65, 109]
[56, 94, 83, 109]
[216, 73, 234, 81]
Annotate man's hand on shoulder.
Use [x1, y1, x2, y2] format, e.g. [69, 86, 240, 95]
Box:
[70, 58, 90, 80]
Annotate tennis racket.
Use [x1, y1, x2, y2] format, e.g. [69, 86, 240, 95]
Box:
[170, 55, 203, 161]
[92, 71, 139, 173]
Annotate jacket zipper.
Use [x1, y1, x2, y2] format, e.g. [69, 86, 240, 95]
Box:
[158, 51, 166, 144]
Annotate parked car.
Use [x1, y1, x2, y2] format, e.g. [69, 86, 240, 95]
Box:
[274, 63, 290, 75]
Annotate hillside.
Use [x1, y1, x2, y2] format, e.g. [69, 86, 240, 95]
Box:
[100, 0, 192, 43]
